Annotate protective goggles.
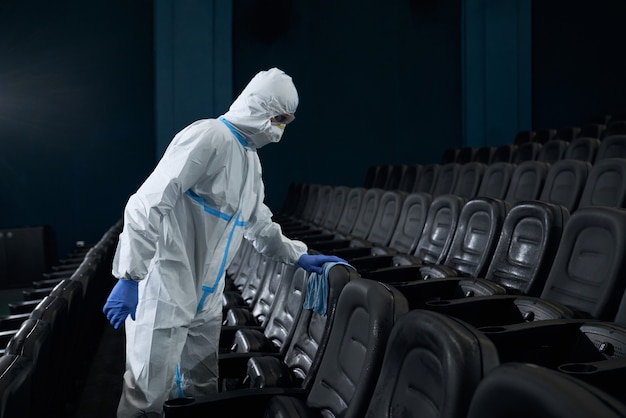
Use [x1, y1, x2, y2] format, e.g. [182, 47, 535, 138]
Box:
[271, 113, 295, 126]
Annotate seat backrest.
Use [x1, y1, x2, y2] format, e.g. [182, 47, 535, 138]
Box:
[564, 136, 601, 162]
[251, 265, 308, 354]
[372, 165, 390, 189]
[363, 165, 379, 188]
[474, 146, 495, 164]
[299, 183, 323, 222]
[304, 279, 409, 418]
[397, 164, 422, 193]
[540, 206, 626, 320]
[364, 190, 406, 247]
[441, 197, 510, 278]
[456, 147, 477, 164]
[604, 120, 626, 137]
[5, 319, 53, 416]
[485, 201, 568, 296]
[277, 264, 359, 390]
[554, 126, 580, 141]
[413, 194, 466, 265]
[539, 159, 591, 213]
[347, 188, 385, 240]
[453, 162, 486, 198]
[414, 163, 440, 193]
[441, 147, 459, 164]
[595, 135, 626, 162]
[245, 259, 285, 326]
[514, 130, 535, 145]
[279, 182, 304, 216]
[580, 123, 605, 139]
[491, 144, 517, 163]
[310, 185, 334, 226]
[578, 158, 626, 209]
[537, 139, 569, 164]
[228, 248, 263, 298]
[431, 162, 461, 196]
[476, 162, 515, 200]
[386, 192, 432, 255]
[384, 165, 406, 190]
[320, 186, 350, 230]
[365, 309, 500, 418]
[467, 363, 626, 418]
[514, 142, 542, 164]
[504, 160, 550, 205]
[0, 354, 33, 418]
[333, 187, 366, 235]
[533, 129, 556, 144]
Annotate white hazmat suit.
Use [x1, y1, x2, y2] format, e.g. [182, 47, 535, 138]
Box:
[110, 68, 308, 417]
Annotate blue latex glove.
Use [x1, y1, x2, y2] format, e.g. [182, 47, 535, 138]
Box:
[297, 254, 348, 274]
[103, 279, 139, 329]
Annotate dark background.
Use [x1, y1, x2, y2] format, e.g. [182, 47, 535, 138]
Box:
[1, 0, 626, 260]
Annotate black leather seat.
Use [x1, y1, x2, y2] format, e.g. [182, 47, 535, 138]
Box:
[223, 258, 288, 327]
[220, 264, 308, 356]
[281, 184, 334, 234]
[320, 191, 432, 261]
[350, 194, 465, 276]
[595, 134, 626, 161]
[474, 146, 495, 164]
[467, 363, 626, 418]
[397, 164, 422, 193]
[305, 188, 385, 250]
[383, 164, 407, 190]
[390, 200, 568, 311]
[0, 354, 33, 418]
[414, 163, 440, 193]
[431, 162, 461, 196]
[423, 206, 626, 327]
[285, 186, 351, 239]
[537, 139, 569, 164]
[539, 159, 591, 212]
[577, 157, 626, 209]
[295, 187, 366, 245]
[453, 162, 486, 198]
[419, 197, 510, 280]
[310, 190, 405, 253]
[163, 278, 409, 418]
[504, 160, 549, 205]
[220, 264, 358, 391]
[491, 144, 517, 163]
[475, 162, 514, 199]
[456, 146, 477, 164]
[564, 136, 601, 162]
[514, 141, 542, 163]
[364, 309, 500, 418]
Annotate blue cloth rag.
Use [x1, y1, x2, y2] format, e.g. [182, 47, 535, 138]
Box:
[302, 261, 355, 316]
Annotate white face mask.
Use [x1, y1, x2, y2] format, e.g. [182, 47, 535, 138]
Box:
[247, 121, 285, 148]
[220, 68, 298, 149]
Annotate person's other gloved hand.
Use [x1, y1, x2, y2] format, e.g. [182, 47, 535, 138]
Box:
[297, 254, 348, 274]
[103, 279, 139, 329]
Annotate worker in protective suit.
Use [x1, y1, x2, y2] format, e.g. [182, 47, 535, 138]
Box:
[103, 67, 345, 417]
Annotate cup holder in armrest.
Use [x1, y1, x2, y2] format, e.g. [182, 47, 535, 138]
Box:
[558, 363, 599, 374]
[165, 397, 196, 407]
[478, 326, 507, 333]
[425, 300, 451, 306]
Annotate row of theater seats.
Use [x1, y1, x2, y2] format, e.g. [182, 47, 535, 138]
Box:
[0, 221, 121, 418]
[439, 132, 626, 168]
[161, 178, 626, 415]
[351, 157, 626, 217]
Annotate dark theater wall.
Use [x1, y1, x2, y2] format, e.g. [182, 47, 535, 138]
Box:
[231, 0, 464, 211]
[532, 0, 626, 129]
[0, 0, 155, 257]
